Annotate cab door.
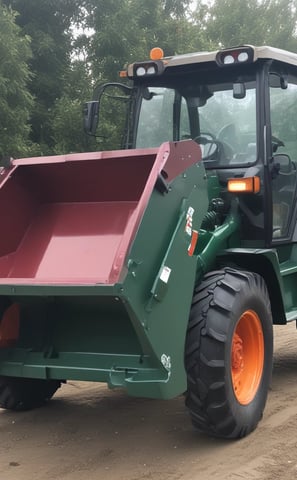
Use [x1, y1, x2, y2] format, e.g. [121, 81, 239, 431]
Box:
[269, 70, 297, 240]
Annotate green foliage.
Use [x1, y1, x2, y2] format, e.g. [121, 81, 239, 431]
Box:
[51, 60, 96, 154]
[87, 0, 196, 82]
[196, 0, 297, 51]
[3, 0, 82, 150]
[2, 0, 297, 156]
[0, 2, 33, 159]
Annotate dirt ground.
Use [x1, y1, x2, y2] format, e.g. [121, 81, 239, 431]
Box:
[1, 323, 297, 480]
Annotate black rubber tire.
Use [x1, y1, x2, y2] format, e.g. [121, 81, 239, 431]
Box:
[0, 377, 61, 411]
[185, 268, 273, 439]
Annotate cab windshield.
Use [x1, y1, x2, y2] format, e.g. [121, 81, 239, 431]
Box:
[135, 79, 257, 168]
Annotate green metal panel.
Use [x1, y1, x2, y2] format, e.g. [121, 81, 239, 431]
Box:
[217, 248, 289, 324]
[0, 158, 209, 399]
[110, 160, 210, 398]
[276, 244, 297, 322]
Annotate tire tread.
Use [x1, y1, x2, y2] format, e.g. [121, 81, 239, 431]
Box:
[185, 268, 273, 439]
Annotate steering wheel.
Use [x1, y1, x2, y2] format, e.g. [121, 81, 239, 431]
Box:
[195, 132, 215, 142]
[195, 133, 235, 161]
[194, 134, 218, 160]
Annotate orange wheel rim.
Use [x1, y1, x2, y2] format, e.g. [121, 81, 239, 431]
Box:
[231, 310, 264, 405]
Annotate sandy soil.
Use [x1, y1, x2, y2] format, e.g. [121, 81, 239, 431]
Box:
[1, 323, 297, 480]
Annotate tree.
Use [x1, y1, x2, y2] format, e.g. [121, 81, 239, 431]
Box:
[193, 0, 297, 51]
[3, 0, 84, 153]
[85, 0, 197, 83]
[3, 0, 297, 157]
[0, 2, 33, 159]
[51, 59, 95, 154]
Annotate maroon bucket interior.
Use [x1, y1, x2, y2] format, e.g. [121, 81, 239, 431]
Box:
[0, 153, 156, 284]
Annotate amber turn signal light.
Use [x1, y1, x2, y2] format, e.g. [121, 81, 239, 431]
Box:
[228, 176, 260, 194]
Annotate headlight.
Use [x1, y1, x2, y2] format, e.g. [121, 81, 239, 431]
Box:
[130, 60, 165, 79]
[136, 66, 146, 76]
[147, 66, 157, 74]
[216, 46, 254, 67]
[238, 52, 249, 62]
[223, 55, 235, 65]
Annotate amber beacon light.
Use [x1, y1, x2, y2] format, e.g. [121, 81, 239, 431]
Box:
[150, 47, 164, 60]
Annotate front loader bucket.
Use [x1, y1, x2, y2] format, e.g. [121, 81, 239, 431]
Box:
[0, 141, 209, 399]
[0, 147, 158, 284]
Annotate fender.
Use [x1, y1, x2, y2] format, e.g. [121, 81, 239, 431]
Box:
[217, 248, 286, 325]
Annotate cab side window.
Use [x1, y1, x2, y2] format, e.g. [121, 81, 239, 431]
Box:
[270, 73, 297, 238]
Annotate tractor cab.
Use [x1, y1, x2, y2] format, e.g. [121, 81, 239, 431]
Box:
[85, 45, 297, 246]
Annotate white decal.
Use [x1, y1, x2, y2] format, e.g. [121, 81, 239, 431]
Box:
[185, 206, 195, 236]
[161, 354, 171, 372]
[160, 266, 171, 284]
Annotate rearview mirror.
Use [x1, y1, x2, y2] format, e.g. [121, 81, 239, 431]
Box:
[83, 83, 133, 142]
[233, 83, 246, 99]
[83, 101, 99, 135]
[273, 153, 293, 174]
[269, 73, 288, 89]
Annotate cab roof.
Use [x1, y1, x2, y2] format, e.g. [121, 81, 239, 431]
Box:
[127, 45, 297, 78]
[167, 45, 297, 68]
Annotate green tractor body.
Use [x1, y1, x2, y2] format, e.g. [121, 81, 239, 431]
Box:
[1, 45, 297, 438]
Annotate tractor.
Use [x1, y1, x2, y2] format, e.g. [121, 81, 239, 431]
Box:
[0, 45, 296, 439]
